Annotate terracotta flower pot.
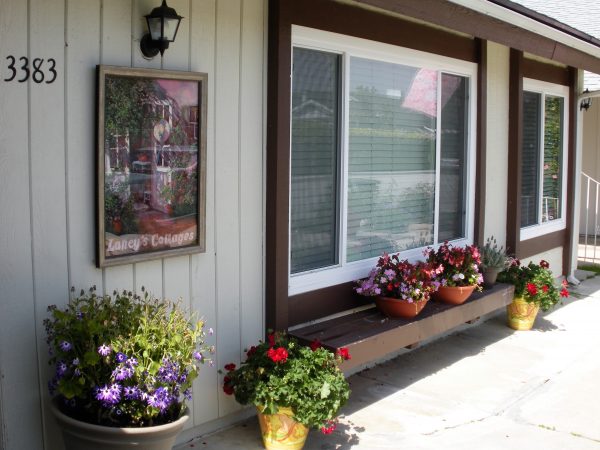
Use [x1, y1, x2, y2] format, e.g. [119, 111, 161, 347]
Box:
[50, 400, 188, 450]
[433, 285, 476, 305]
[506, 296, 540, 330]
[375, 296, 429, 319]
[256, 406, 309, 450]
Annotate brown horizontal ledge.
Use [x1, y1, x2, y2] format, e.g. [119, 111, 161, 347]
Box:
[289, 283, 515, 373]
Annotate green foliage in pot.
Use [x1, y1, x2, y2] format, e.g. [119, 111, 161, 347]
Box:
[44, 287, 214, 427]
[497, 259, 569, 311]
[480, 236, 509, 270]
[222, 332, 351, 434]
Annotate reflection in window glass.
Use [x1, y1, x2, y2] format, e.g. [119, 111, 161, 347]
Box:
[521, 91, 541, 227]
[346, 58, 436, 262]
[290, 48, 340, 274]
[542, 95, 563, 222]
[439, 74, 469, 242]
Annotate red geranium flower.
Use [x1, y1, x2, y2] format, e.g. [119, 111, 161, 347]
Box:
[336, 347, 351, 361]
[267, 334, 276, 348]
[223, 384, 234, 395]
[224, 363, 236, 372]
[541, 285, 549, 293]
[267, 346, 288, 363]
[540, 260, 550, 269]
[321, 420, 337, 434]
[246, 346, 257, 357]
[526, 283, 538, 296]
[560, 288, 569, 298]
[310, 339, 322, 351]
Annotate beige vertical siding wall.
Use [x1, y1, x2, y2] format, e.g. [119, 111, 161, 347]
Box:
[0, 1, 266, 448]
[484, 42, 510, 247]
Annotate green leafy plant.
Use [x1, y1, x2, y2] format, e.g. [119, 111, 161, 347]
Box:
[222, 332, 350, 434]
[44, 287, 214, 427]
[497, 259, 569, 311]
[480, 236, 509, 270]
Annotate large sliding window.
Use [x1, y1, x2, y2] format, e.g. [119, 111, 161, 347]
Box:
[290, 27, 477, 295]
[520, 79, 568, 241]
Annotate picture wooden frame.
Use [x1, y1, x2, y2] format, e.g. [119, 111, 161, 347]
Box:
[96, 65, 207, 267]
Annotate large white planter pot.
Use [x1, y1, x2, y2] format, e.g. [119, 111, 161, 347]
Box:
[51, 401, 188, 450]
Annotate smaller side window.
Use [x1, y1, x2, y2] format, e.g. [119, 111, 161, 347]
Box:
[520, 80, 568, 240]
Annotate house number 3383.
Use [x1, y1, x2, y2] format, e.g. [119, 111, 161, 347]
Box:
[3, 56, 57, 84]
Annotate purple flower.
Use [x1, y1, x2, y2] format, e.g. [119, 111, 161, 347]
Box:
[193, 351, 203, 361]
[147, 387, 172, 413]
[157, 359, 180, 383]
[59, 341, 72, 352]
[208, 327, 214, 335]
[126, 357, 138, 368]
[56, 361, 68, 378]
[72, 358, 79, 366]
[124, 386, 141, 400]
[183, 388, 192, 400]
[95, 383, 121, 406]
[112, 365, 134, 381]
[98, 344, 111, 356]
[115, 352, 127, 363]
[74, 368, 81, 377]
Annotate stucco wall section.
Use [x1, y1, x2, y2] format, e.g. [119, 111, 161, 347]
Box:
[484, 42, 510, 248]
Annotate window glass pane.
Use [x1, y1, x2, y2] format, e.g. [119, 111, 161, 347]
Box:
[439, 74, 469, 241]
[290, 48, 340, 274]
[346, 58, 436, 262]
[542, 95, 563, 222]
[521, 91, 541, 227]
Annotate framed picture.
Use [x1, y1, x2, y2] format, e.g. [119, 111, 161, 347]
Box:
[96, 65, 207, 267]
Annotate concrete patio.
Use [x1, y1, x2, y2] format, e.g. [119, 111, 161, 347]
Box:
[177, 274, 600, 450]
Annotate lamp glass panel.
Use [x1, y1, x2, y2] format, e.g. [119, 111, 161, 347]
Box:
[163, 17, 180, 41]
[148, 17, 163, 41]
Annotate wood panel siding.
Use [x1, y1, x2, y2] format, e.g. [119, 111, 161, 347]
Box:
[0, 0, 265, 448]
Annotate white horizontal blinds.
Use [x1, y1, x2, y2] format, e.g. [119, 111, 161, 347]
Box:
[542, 95, 564, 222]
[290, 48, 341, 274]
[346, 57, 436, 262]
[521, 91, 541, 227]
[439, 74, 469, 242]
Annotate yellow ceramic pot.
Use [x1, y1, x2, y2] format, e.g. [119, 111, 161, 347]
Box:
[256, 406, 309, 450]
[506, 296, 540, 330]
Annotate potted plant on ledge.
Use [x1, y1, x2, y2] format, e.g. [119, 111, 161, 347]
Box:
[44, 287, 214, 450]
[479, 236, 509, 288]
[424, 241, 483, 305]
[497, 258, 569, 330]
[355, 253, 441, 319]
[222, 332, 351, 450]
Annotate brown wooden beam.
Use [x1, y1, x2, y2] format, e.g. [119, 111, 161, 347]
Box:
[523, 58, 570, 86]
[474, 38, 487, 246]
[354, 0, 600, 74]
[564, 67, 578, 276]
[520, 230, 566, 260]
[265, 0, 292, 331]
[507, 49, 523, 257]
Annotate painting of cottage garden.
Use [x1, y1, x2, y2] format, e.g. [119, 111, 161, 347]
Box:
[98, 67, 206, 266]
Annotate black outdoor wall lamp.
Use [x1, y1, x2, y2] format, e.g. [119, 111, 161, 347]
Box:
[580, 89, 593, 111]
[140, 0, 183, 58]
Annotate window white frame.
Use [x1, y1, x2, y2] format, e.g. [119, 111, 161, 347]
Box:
[520, 78, 569, 242]
[289, 26, 478, 296]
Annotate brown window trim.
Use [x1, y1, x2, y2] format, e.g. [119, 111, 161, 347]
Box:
[266, 0, 484, 331]
[506, 52, 576, 274]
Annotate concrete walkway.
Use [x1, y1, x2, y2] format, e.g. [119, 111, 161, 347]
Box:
[178, 276, 600, 450]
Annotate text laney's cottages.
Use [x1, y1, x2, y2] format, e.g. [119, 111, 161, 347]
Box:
[2, 0, 600, 448]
